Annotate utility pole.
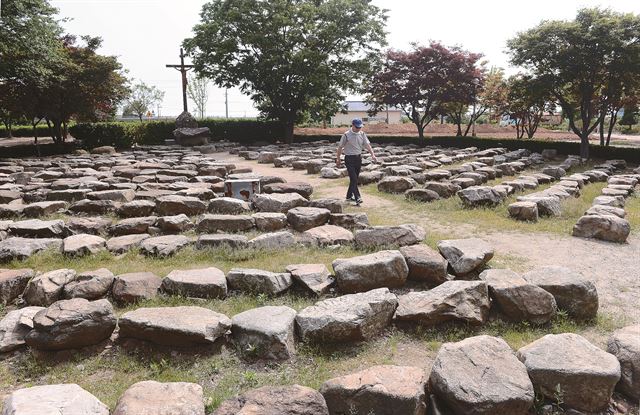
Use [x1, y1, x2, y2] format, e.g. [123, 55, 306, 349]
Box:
[165, 48, 194, 113]
[225, 89, 229, 118]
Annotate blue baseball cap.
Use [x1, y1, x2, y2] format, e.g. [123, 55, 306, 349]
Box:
[352, 118, 364, 128]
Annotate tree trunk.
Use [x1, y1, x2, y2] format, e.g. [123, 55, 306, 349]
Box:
[416, 123, 425, 139]
[283, 121, 295, 144]
[580, 134, 590, 160]
[606, 111, 617, 146]
[456, 122, 462, 137]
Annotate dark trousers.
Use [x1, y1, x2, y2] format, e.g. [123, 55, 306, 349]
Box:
[345, 155, 362, 199]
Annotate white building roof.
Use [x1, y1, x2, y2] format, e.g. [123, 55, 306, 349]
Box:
[343, 101, 401, 112]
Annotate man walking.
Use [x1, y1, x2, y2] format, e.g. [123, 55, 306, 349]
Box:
[336, 118, 377, 205]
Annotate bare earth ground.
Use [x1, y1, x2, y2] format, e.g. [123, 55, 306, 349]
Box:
[219, 152, 640, 329]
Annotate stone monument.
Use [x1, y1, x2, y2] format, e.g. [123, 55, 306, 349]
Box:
[173, 111, 211, 146]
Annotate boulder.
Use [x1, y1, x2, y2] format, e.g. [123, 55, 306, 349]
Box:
[208, 197, 252, 214]
[308, 198, 343, 213]
[320, 167, 342, 179]
[0, 237, 62, 262]
[424, 181, 462, 198]
[213, 385, 329, 415]
[118, 306, 231, 347]
[173, 127, 210, 146]
[479, 269, 556, 324]
[109, 216, 157, 236]
[22, 201, 68, 218]
[457, 186, 506, 207]
[287, 207, 331, 232]
[508, 201, 538, 222]
[285, 263, 334, 296]
[301, 224, 354, 246]
[572, 214, 630, 243]
[106, 233, 150, 254]
[111, 272, 162, 304]
[161, 267, 227, 299]
[436, 238, 494, 276]
[430, 335, 534, 415]
[0, 306, 44, 352]
[320, 365, 428, 415]
[252, 212, 288, 231]
[517, 333, 621, 412]
[329, 213, 369, 229]
[139, 235, 191, 257]
[62, 234, 106, 257]
[399, 244, 448, 286]
[112, 381, 205, 415]
[585, 204, 626, 218]
[0, 268, 35, 305]
[155, 195, 207, 216]
[394, 281, 490, 326]
[1, 384, 109, 415]
[593, 195, 625, 208]
[377, 176, 416, 193]
[196, 233, 249, 250]
[87, 189, 135, 203]
[354, 224, 426, 249]
[332, 250, 408, 293]
[405, 188, 440, 203]
[68, 199, 117, 215]
[23, 268, 76, 306]
[248, 231, 296, 250]
[116, 200, 156, 218]
[252, 192, 308, 213]
[516, 196, 561, 217]
[226, 268, 293, 295]
[264, 182, 314, 198]
[358, 170, 384, 185]
[25, 298, 116, 350]
[196, 214, 255, 233]
[231, 305, 297, 360]
[522, 266, 598, 320]
[296, 288, 398, 342]
[155, 214, 194, 233]
[63, 268, 114, 300]
[607, 325, 640, 400]
[9, 219, 65, 238]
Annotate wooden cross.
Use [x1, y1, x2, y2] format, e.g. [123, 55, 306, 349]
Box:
[166, 48, 194, 113]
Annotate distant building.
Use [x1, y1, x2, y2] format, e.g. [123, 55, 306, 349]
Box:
[331, 101, 402, 126]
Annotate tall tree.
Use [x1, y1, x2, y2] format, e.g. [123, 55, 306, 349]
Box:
[184, 0, 387, 143]
[508, 8, 640, 159]
[187, 75, 209, 119]
[618, 101, 639, 132]
[506, 75, 554, 139]
[42, 36, 129, 143]
[366, 42, 483, 139]
[123, 82, 165, 121]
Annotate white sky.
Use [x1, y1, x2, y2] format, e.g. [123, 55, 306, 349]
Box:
[51, 0, 640, 118]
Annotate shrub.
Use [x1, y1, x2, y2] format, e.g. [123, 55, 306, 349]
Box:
[69, 123, 131, 149]
[0, 124, 54, 138]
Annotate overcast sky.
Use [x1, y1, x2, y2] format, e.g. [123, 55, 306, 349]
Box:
[51, 0, 640, 118]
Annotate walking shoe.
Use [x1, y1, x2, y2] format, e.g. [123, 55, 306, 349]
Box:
[346, 196, 355, 202]
[355, 198, 363, 205]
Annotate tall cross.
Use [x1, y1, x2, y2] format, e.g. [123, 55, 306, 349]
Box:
[166, 48, 194, 113]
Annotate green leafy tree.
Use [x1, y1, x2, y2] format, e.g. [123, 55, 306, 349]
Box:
[619, 102, 639, 131]
[506, 75, 554, 139]
[307, 88, 346, 128]
[123, 82, 165, 121]
[508, 8, 640, 159]
[184, 0, 387, 143]
[187, 75, 209, 120]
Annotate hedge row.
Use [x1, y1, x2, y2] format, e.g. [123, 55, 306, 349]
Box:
[0, 124, 54, 138]
[68, 119, 286, 149]
[294, 134, 640, 163]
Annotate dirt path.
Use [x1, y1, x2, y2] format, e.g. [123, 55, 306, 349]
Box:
[216, 152, 640, 326]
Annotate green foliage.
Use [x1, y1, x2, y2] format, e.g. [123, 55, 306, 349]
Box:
[184, 0, 387, 141]
[68, 122, 132, 149]
[0, 124, 52, 138]
[123, 82, 165, 121]
[619, 103, 639, 129]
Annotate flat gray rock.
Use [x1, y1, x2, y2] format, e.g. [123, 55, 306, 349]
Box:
[196, 233, 249, 250]
[296, 288, 398, 343]
[252, 192, 308, 213]
[161, 267, 227, 299]
[231, 305, 297, 360]
[226, 268, 293, 295]
[395, 281, 490, 326]
[139, 235, 191, 257]
[302, 224, 354, 246]
[248, 231, 295, 250]
[25, 298, 116, 350]
[155, 195, 207, 216]
[0, 268, 35, 305]
[62, 234, 106, 257]
[320, 365, 427, 415]
[522, 266, 598, 320]
[106, 233, 150, 254]
[286, 207, 331, 232]
[479, 269, 557, 324]
[517, 333, 620, 412]
[1, 384, 109, 415]
[607, 324, 640, 400]
[118, 306, 231, 347]
[0, 237, 62, 262]
[333, 250, 408, 294]
[430, 335, 534, 415]
[8, 219, 65, 238]
[399, 244, 448, 286]
[112, 381, 205, 415]
[285, 263, 334, 296]
[63, 268, 114, 300]
[437, 238, 494, 275]
[0, 306, 44, 352]
[196, 214, 255, 233]
[112, 272, 161, 304]
[252, 212, 288, 232]
[354, 224, 426, 249]
[23, 268, 77, 306]
[572, 214, 630, 243]
[208, 197, 251, 214]
[213, 385, 328, 415]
